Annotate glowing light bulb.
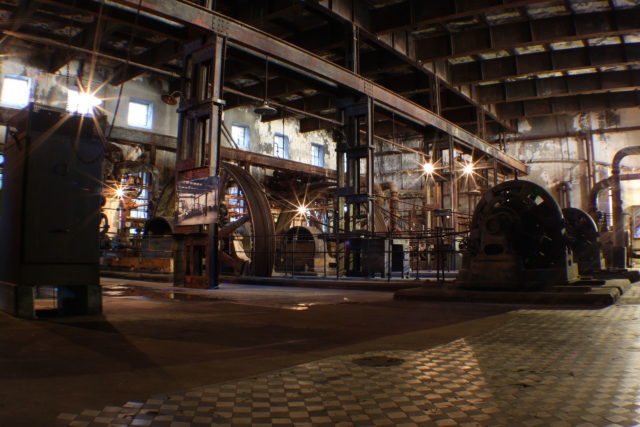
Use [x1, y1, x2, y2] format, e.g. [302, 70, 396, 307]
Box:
[423, 162, 435, 174]
[67, 89, 102, 115]
[115, 187, 125, 199]
[463, 163, 474, 175]
[297, 205, 309, 216]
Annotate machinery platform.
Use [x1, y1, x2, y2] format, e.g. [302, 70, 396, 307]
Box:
[394, 279, 632, 306]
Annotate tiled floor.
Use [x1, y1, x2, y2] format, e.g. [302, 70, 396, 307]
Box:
[58, 287, 640, 426]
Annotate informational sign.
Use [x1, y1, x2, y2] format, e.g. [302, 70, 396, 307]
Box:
[176, 176, 218, 226]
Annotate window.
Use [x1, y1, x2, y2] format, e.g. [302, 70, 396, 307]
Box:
[121, 172, 150, 221]
[311, 143, 324, 167]
[0, 153, 4, 190]
[67, 88, 102, 116]
[274, 133, 289, 159]
[130, 174, 149, 220]
[1, 76, 30, 108]
[225, 186, 245, 218]
[128, 99, 153, 129]
[231, 124, 250, 150]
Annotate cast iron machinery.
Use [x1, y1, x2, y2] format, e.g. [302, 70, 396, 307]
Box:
[458, 180, 579, 290]
[562, 207, 605, 274]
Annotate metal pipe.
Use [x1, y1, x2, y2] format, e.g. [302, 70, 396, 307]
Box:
[379, 182, 400, 231]
[589, 173, 640, 218]
[611, 146, 640, 248]
[589, 172, 640, 269]
[583, 133, 595, 190]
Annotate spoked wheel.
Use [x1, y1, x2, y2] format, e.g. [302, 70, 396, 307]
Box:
[218, 162, 275, 277]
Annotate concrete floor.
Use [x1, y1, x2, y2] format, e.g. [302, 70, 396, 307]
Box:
[1, 279, 512, 426]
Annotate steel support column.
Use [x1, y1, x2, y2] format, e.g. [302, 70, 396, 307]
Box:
[336, 96, 377, 276]
[174, 34, 226, 288]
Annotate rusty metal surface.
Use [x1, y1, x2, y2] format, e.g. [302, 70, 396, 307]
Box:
[220, 146, 336, 179]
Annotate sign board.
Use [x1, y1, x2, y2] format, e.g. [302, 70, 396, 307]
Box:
[176, 176, 218, 226]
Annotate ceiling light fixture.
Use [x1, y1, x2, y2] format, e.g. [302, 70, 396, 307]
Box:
[254, 56, 277, 116]
[161, 90, 182, 106]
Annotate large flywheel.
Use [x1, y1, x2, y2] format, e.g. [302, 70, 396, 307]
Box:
[218, 162, 275, 277]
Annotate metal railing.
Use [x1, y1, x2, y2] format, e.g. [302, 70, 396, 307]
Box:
[100, 228, 469, 281]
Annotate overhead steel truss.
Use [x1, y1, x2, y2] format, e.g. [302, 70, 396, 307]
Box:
[55, 0, 527, 174]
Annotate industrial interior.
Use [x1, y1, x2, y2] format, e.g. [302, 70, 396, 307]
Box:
[2, 0, 640, 425]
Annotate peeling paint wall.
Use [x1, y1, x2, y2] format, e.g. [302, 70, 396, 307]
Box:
[374, 146, 425, 191]
[222, 106, 336, 170]
[506, 108, 640, 217]
[0, 59, 179, 136]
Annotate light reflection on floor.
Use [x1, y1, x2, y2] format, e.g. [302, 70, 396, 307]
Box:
[59, 285, 640, 426]
[100, 277, 393, 310]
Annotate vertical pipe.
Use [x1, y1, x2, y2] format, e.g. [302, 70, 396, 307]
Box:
[584, 133, 595, 191]
[351, 23, 359, 74]
[366, 97, 375, 233]
[448, 137, 456, 231]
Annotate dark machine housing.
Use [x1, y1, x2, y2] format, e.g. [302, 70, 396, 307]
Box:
[458, 180, 579, 290]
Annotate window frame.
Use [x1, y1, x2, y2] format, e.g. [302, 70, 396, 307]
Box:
[311, 143, 324, 167]
[1, 75, 31, 108]
[127, 98, 154, 129]
[274, 133, 289, 159]
[231, 123, 250, 150]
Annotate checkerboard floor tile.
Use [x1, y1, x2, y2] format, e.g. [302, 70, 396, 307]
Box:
[58, 286, 640, 426]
